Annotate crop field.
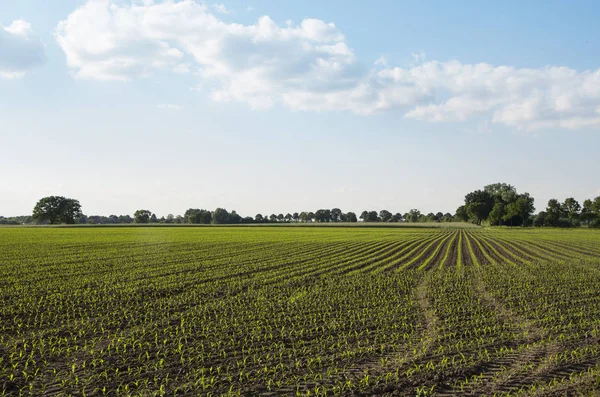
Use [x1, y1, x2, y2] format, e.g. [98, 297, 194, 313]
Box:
[1, 226, 600, 396]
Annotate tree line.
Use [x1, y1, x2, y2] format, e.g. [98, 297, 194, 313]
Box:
[455, 183, 600, 227]
[2, 187, 599, 227]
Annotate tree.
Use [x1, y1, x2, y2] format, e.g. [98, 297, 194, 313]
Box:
[284, 213, 292, 222]
[299, 212, 309, 222]
[488, 202, 505, 226]
[367, 211, 379, 222]
[533, 211, 546, 227]
[379, 210, 392, 222]
[407, 209, 421, 223]
[212, 208, 230, 224]
[255, 214, 264, 223]
[331, 208, 342, 222]
[502, 193, 535, 226]
[545, 199, 563, 226]
[133, 209, 153, 224]
[484, 183, 517, 204]
[269, 214, 277, 223]
[32, 196, 82, 224]
[435, 212, 444, 222]
[345, 212, 357, 222]
[293, 212, 299, 222]
[185, 208, 211, 224]
[359, 211, 369, 222]
[562, 197, 581, 226]
[455, 205, 469, 222]
[464, 190, 494, 225]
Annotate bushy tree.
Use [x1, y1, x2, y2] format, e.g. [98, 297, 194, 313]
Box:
[32, 196, 82, 224]
[379, 210, 392, 222]
[133, 209, 153, 224]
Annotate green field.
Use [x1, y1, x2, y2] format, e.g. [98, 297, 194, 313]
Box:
[1, 226, 600, 396]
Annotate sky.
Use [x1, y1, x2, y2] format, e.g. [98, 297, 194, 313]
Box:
[1, 0, 599, 218]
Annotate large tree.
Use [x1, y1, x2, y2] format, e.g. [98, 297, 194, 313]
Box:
[379, 210, 392, 222]
[133, 209, 153, 224]
[562, 197, 581, 226]
[464, 190, 494, 225]
[32, 196, 82, 224]
[545, 199, 563, 226]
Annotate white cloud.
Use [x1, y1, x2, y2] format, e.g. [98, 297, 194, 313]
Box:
[157, 103, 183, 110]
[55, 1, 600, 130]
[156, 103, 183, 110]
[0, 20, 46, 79]
[212, 4, 229, 14]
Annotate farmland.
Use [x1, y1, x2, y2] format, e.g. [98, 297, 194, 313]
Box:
[1, 226, 600, 396]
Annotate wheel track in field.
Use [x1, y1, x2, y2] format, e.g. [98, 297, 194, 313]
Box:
[335, 271, 441, 396]
[454, 266, 559, 396]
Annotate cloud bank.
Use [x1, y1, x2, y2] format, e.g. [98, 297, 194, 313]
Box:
[55, 0, 600, 130]
[0, 20, 46, 79]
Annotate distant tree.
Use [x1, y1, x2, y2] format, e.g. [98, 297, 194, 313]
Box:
[345, 212, 358, 222]
[133, 209, 153, 224]
[390, 214, 400, 222]
[277, 214, 284, 222]
[32, 196, 82, 224]
[212, 208, 230, 224]
[484, 183, 517, 204]
[464, 190, 494, 225]
[488, 202, 505, 226]
[330, 208, 342, 222]
[185, 208, 211, 224]
[426, 213, 437, 222]
[150, 214, 158, 223]
[533, 211, 546, 227]
[367, 211, 379, 222]
[166, 214, 175, 223]
[228, 210, 242, 224]
[299, 212, 309, 222]
[359, 211, 369, 222]
[435, 212, 444, 222]
[285, 213, 292, 222]
[293, 212, 299, 222]
[455, 205, 469, 222]
[562, 197, 581, 226]
[443, 213, 453, 222]
[255, 213, 264, 223]
[545, 199, 563, 226]
[379, 210, 392, 222]
[307, 212, 315, 222]
[269, 214, 277, 223]
[503, 193, 535, 226]
[314, 209, 332, 222]
[407, 209, 421, 223]
[119, 215, 134, 223]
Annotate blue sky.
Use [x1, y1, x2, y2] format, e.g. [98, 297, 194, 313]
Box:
[1, 0, 599, 217]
